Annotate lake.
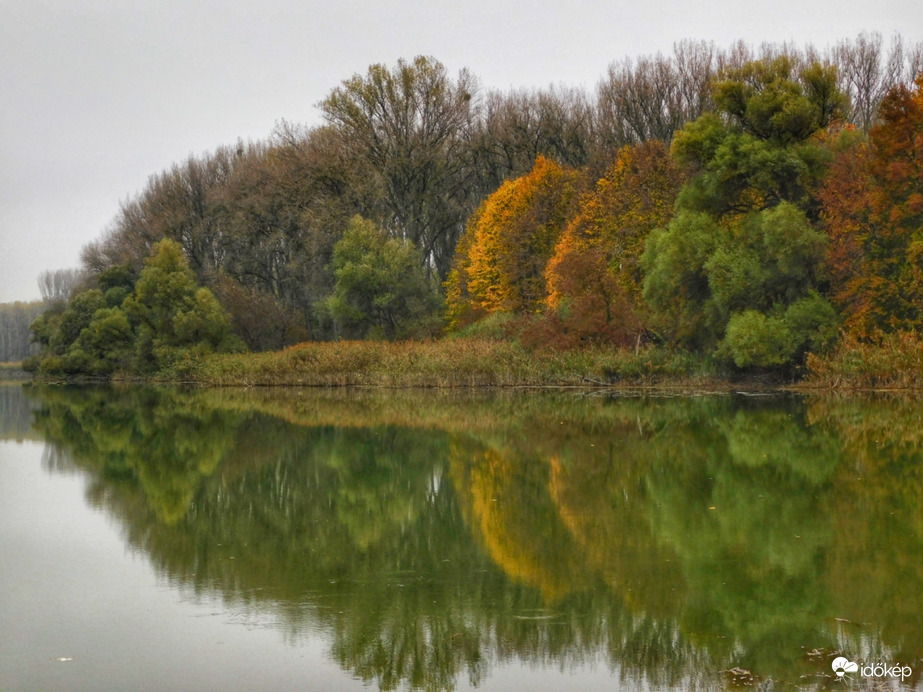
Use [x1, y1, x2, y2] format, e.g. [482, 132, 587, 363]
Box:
[1, 384, 921, 690]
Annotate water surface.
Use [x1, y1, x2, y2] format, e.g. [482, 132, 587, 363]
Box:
[1, 384, 922, 690]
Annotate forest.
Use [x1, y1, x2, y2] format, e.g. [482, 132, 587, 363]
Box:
[19, 33, 923, 381]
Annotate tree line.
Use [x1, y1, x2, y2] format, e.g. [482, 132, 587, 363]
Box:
[23, 33, 923, 376]
[0, 302, 44, 362]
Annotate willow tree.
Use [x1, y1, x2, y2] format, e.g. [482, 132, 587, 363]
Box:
[642, 57, 845, 367]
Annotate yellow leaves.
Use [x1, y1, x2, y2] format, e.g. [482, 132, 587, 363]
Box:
[446, 156, 579, 321]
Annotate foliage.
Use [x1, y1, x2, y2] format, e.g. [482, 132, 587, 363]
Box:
[642, 57, 844, 368]
[815, 127, 872, 327]
[322, 216, 439, 340]
[30, 239, 242, 377]
[445, 156, 580, 327]
[817, 75, 923, 338]
[544, 141, 682, 345]
[320, 56, 479, 278]
[82, 135, 363, 349]
[60, 38, 923, 360]
[717, 294, 838, 368]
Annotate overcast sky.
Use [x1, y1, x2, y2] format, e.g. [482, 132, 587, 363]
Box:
[1, 0, 921, 303]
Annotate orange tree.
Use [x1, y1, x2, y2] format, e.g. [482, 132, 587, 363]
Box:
[445, 156, 580, 328]
[544, 141, 682, 345]
[815, 127, 872, 331]
[817, 74, 923, 337]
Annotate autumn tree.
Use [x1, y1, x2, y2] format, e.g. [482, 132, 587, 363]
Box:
[863, 74, 923, 331]
[544, 141, 683, 345]
[445, 157, 580, 328]
[815, 129, 873, 331]
[642, 57, 845, 367]
[820, 74, 923, 336]
[212, 125, 370, 345]
[80, 129, 370, 349]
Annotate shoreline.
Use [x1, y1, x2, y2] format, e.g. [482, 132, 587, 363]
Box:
[22, 336, 923, 393]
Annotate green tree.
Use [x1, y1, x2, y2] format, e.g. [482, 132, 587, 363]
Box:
[31, 239, 241, 376]
[642, 57, 844, 367]
[124, 239, 241, 370]
[323, 216, 438, 340]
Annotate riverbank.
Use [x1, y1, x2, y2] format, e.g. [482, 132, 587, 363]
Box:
[0, 362, 30, 382]
[797, 332, 923, 391]
[26, 332, 923, 391]
[152, 338, 729, 389]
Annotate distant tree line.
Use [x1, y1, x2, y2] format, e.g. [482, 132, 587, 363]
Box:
[23, 32, 923, 376]
[0, 302, 44, 362]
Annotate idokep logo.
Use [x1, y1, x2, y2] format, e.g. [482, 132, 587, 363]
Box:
[831, 657, 858, 677]
[832, 656, 912, 682]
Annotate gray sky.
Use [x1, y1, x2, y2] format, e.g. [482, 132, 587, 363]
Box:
[1, 0, 921, 303]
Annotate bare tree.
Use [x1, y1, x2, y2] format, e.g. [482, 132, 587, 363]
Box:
[37, 268, 83, 306]
[833, 33, 923, 130]
[469, 85, 594, 190]
[320, 56, 480, 277]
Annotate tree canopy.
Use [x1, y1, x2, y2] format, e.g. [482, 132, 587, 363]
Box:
[21, 37, 923, 378]
[322, 216, 438, 340]
[28, 239, 241, 377]
[641, 57, 845, 367]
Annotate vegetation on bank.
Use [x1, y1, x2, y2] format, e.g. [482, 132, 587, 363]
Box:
[25, 239, 241, 378]
[155, 338, 719, 388]
[0, 362, 30, 381]
[21, 35, 923, 388]
[803, 332, 923, 389]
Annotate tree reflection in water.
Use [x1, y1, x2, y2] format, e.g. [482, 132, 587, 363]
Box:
[26, 386, 923, 689]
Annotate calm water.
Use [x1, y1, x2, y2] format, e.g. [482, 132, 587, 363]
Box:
[1, 384, 922, 691]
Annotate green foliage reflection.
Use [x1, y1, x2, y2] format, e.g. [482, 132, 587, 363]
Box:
[24, 387, 923, 688]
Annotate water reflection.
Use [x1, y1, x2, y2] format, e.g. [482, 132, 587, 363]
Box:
[18, 386, 923, 688]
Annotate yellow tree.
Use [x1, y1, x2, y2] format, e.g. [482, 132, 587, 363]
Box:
[445, 156, 579, 327]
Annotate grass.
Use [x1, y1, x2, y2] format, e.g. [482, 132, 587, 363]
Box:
[41, 330, 923, 391]
[155, 337, 722, 389]
[801, 332, 923, 390]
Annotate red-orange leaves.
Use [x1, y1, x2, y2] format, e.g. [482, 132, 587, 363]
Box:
[816, 131, 873, 331]
[545, 141, 682, 344]
[819, 75, 923, 337]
